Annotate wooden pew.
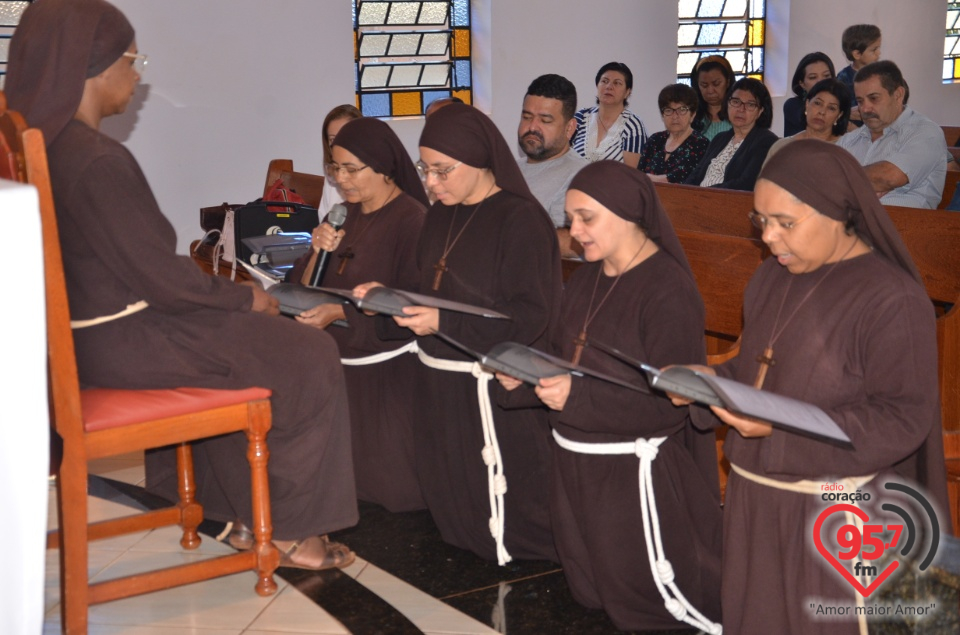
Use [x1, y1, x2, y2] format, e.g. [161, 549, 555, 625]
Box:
[563, 182, 960, 530]
[262, 159, 325, 208]
[943, 126, 960, 148]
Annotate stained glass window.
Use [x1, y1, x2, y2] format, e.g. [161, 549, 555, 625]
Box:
[0, 1, 30, 89]
[354, 0, 472, 117]
[946, 1, 960, 82]
[676, 0, 765, 85]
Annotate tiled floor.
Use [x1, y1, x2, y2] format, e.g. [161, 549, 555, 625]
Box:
[44, 453, 697, 635]
[44, 453, 498, 635]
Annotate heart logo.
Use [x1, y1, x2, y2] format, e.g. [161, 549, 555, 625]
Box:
[813, 504, 900, 597]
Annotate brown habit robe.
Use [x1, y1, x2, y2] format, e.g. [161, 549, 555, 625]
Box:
[290, 116, 429, 512]
[549, 254, 722, 631]
[696, 140, 950, 635]
[292, 193, 428, 512]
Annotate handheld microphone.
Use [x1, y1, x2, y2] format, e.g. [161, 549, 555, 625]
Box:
[309, 203, 348, 287]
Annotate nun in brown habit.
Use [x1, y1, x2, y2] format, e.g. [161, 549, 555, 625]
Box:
[498, 161, 722, 631]
[687, 139, 950, 635]
[290, 117, 429, 512]
[6, 0, 357, 569]
[365, 103, 563, 562]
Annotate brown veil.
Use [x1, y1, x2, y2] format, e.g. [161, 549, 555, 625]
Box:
[332, 117, 429, 207]
[568, 160, 697, 285]
[5, 0, 135, 145]
[418, 103, 539, 208]
[759, 139, 923, 286]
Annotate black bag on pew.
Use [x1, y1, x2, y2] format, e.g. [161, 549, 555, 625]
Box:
[233, 199, 320, 264]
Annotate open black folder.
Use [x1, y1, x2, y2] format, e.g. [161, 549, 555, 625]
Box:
[267, 283, 348, 320]
[433, 331, 645, 392]
[316, 286, 510, 320]
[587, 339, 853, 448]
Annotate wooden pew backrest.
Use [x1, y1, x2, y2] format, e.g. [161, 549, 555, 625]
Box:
[262, 159, 325, 209]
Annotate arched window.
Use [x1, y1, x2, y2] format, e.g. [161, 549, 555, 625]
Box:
[946, 1, 960, 82]
[0, 0, 30, 89]
[353, 0, 473, 117]
[676, 0, 766, 84]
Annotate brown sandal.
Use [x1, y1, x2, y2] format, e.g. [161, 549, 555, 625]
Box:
[278, 535, 356, 571]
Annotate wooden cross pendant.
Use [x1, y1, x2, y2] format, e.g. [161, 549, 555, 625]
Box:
[432, 257, 448, 291]
[337, 249, 354, 275]
[754, 347, 775, 389]
[571, 330, 588, 366]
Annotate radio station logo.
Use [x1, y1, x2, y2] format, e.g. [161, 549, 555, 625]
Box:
[813, 481, 940, 597]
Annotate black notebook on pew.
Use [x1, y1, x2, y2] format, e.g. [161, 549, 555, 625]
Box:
[587, 339, 853, 448]
[433, 331, 645, 392]
[316, 286, 510, 320]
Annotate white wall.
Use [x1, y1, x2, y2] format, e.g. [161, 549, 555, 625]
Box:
[106, 0, 960, 253]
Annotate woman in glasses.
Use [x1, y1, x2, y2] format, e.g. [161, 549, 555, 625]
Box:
[357, 103, 562, 563]
[638, 84, 709, 184]
[684, 77, 778, 191]
[675, 140, 949, 634]
[290, 117, 429, 513]
[317, 104, 362, 218]
[6, 0, 357, 569]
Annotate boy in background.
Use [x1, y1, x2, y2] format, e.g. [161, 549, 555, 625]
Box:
[837, 24, 882, 127]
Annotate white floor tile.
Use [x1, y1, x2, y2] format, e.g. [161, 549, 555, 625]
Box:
[78, 550, 285, 630]
[128, 525, 235, 556]
[355, 563, 497, 635]
[246, 585, 349, 634]
[43, 615, 243, 635]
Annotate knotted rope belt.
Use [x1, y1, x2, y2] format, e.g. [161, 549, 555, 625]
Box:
[341, 339, 512, 566]
[552, 429, 723, 634]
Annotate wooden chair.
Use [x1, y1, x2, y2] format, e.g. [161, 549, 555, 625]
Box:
[263, 158, 325, 208]
[2, 98, 281, 634]
[0, 92, 26, 181]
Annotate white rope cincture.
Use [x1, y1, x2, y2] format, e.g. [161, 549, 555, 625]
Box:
[70, 300, 150, 329]
[340, 339, 419, 366]
[552, 429, 722, 634]
[418, 346, 512, 565]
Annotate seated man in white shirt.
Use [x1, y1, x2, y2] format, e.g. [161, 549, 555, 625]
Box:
[837, 60, 946, 208]
[517, 74, 588, 255]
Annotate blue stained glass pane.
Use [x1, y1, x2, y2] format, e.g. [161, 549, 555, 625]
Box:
[944, 59, 954, 81]
[698, 0, 724, 18]
[361, 92, 391, 117]
[422, 89, 452, 113]
[453, 59, 471, 88]
[697, 23, 724, 46]
[453, 0, 470, 26]
[749, 0, 764, 18]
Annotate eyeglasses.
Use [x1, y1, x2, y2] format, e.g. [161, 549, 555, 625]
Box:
[661, 106, 691, 117]
[748, 210, 817, 231]
[728, 97, 759, 112]
[416, 161, 462, 181]
[325, 162, 370, 178]
[122, 52, 148, 74]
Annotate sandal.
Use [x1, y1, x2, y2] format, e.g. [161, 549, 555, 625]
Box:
[278, 535, 356, 571]
[227, 520, 254, 551]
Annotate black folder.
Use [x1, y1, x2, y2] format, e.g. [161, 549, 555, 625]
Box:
[316, 286, 510, 320]
[433, 331, 645, 392]
[587, 339, 853, 447]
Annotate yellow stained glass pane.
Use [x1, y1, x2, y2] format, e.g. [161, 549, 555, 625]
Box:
[453, 89, 471, 105]
[749, 19, 764, 46]
[453, 28, 470, 58]
[955, 57, 960, 79]
[392, 91, 422, 116]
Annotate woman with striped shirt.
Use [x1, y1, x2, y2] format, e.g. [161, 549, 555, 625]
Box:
[571, 62, 647, 168]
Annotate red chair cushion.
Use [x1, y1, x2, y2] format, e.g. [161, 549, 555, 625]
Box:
[81, 386, 272, 432]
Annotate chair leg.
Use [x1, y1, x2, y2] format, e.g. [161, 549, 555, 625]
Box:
[246, 400, 278, 596]
[57, 450, 90, 634]
[175, 442, 202, 550]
